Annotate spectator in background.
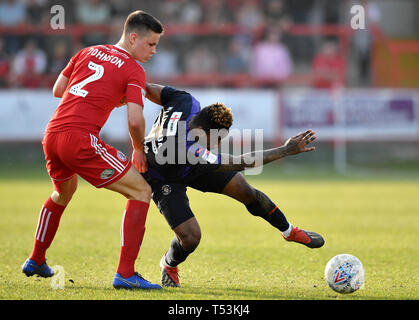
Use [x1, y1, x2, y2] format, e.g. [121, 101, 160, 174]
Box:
[106, 16, 127, 44]
[236, 0, 265, 31]
[0, 37, 11, 87]
[145, 40, 179, 78]
[0, 0, 26, 26]
[75, 0, 111, 46]
[179, 0, 203, 24]
[283, 0, 315, 62]
[47, 41, 70, 75]
[10, 39, 47, 88]
[311, 39, 345, 88]
[322, 0, 341, 25]
[26, 0, 49, 25]
[160, 0, 183, 24]
[184, 44, 218, 74]
[264, 0, 292, 30]
[0, 0, 27, 53]
[351, 1, 381, 85]
[284, 0, 315, 24]
[108, 0, 133, 20]
[250, 28, 293, 81]
[223, 37, 249, 74]
[75, 0, 111, 24]
[201, 0, 235, 26]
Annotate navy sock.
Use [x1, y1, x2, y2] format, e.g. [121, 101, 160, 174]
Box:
[165, 237, 194, 267]
[245, 190, 290, 232]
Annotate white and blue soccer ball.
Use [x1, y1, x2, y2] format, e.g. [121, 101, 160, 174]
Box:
[324, 254, 365, 294]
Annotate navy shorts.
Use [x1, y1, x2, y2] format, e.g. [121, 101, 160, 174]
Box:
[149, 171, 237, 229]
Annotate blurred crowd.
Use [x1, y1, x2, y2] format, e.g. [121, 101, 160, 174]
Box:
[0, 0, 378, 89]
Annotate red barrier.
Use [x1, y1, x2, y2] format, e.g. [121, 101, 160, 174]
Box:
[1, 22, 404, 89]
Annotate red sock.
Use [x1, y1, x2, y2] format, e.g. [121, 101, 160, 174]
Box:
[29, 197, 66, 265]
[117, 200, 149, 278]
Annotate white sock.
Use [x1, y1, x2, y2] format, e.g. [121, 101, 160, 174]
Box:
[281, 223, 293, 238]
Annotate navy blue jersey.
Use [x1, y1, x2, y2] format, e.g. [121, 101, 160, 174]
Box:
[144, 86, 221, 182]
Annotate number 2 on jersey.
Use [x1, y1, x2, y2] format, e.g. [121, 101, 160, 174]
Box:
[69, 61, 104, 97]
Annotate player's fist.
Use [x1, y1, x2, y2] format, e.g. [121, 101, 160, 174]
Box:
[132, 148, 148, 173]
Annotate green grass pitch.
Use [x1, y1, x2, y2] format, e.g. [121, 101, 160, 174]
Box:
[0, 164, 418, 300]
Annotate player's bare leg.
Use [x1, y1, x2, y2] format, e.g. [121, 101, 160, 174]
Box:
[105, 165, 151, 202]
[50, 174, 78, 206]
[221, 173, 324, 248]
[23, 175, 78, 277]
[160, 217, 201, 287]
[106, 166, 161, 289]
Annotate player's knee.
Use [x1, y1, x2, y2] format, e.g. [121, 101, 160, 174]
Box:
[190, 229, 201, 248]
[224, 174, 257, 204]
[51, 190, 74, 206]
[242, 185, 258, 203]
[234, 183, 257, 205]
[180, 229, 201, 251]
[51, 176, 78, 206]
[128, 182, 152, 202]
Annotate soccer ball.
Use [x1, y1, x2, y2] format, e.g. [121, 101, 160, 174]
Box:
[324, 254, 364, 294]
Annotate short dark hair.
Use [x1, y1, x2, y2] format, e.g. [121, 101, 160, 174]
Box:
[123, 10, 164, 36]
[195, 103, 233, 132]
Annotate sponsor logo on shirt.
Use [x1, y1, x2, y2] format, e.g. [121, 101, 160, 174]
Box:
[195, 147, 218, 164]
[100, 168, 115, 179]
[167, 112, 182, 136]
[117, 151, 127, 162]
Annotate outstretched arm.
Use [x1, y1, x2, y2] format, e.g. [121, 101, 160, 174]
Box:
[215, 130, 317, 172]
[117, 82, 164, 108]
[145, 83, 165, 106]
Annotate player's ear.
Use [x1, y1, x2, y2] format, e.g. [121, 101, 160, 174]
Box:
[128, 31, 138, 45]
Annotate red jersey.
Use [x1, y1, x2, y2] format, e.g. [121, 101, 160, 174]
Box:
[46, 44, 146, 135]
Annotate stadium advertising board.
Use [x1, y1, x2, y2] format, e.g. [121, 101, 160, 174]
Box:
[0, 90, 159, 141]
[281, 89, 419, 141]
[0, 89, 418, 143]
[0, 89, 277, 142]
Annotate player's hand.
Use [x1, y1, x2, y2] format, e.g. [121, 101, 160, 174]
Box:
[284, 129, 317, 155]
[132, 148, 148, 173]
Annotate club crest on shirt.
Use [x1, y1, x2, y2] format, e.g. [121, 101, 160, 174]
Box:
[117, 151, 127, 162]
[100, 168, 115, 179]
[161, 184, 172, 196]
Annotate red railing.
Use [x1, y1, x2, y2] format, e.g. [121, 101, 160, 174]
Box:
[4, 22, 414, 88]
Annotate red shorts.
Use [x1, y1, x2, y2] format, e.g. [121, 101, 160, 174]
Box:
[43, 130, 131, 192]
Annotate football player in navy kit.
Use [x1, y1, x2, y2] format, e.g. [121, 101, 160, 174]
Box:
[144, 83, 324, 287]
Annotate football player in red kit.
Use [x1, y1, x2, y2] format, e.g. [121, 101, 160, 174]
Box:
[22, 10, 164, 290]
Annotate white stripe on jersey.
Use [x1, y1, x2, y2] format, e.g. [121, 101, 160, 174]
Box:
[90, 134, 125, 173]
[127, 83, 143, 89]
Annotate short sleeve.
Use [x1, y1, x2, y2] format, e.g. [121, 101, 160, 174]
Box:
[61, 49, 83, 78]
[161, 86, 190, 107]
[126, 66, 146, 107]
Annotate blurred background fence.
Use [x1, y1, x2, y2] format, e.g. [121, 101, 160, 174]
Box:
[0, 0, 418, 175]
